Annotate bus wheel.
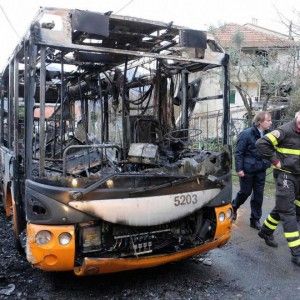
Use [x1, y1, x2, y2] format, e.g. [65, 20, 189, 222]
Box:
[12, 196, 25, 254]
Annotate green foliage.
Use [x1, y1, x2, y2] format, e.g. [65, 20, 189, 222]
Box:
[227, 27, 298, 112]
[231, 31, 244, 49]
[232, 164, 275, 197]
[194, 137, 223, 152]
[286, 85, 300, 118]
[90, 111, 97, 122]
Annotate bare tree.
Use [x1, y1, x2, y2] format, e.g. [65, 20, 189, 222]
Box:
[228, 29, 298, 124]
[228, 31, 252, 122]
[275, 9, 300, 117]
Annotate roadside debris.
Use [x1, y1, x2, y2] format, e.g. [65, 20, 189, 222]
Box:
[191, 253, 212, 266]
[0, 284, 15, 296]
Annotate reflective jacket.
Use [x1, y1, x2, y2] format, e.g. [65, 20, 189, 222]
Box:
[235, 125, 271, 173]
[256, 120, 300, 174]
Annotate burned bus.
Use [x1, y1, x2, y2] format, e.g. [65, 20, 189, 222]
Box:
[0, 7, 232, 275]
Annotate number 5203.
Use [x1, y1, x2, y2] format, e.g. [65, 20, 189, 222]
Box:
[174, 194, 198, 206]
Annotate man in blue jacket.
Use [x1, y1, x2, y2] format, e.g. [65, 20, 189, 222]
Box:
[232, 111, 272, 229]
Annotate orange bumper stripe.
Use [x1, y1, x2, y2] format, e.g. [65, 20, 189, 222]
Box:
[74, 232, 230, 276]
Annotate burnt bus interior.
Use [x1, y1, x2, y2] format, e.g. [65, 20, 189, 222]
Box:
[0, 8, 231, 261]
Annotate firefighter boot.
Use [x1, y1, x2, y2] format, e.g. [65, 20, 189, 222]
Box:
[291, 256, 300, 266]
[258, 231, 278, 248]
[250, 219, 261, 230]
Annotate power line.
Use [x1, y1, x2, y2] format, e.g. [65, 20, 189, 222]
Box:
[115, 0, 135, 14]
[0, 4, 20, 38]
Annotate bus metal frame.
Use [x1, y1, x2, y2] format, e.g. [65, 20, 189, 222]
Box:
[0, 7, 232, 275]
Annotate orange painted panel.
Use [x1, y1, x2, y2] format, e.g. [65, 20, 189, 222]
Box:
[214, 204, 233, 239]
[26, 224, 75, 271]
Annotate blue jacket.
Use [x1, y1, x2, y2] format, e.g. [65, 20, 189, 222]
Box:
[235, 125, 271, 173]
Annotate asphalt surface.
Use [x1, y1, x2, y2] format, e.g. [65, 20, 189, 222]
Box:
[0, 185, 299, 299]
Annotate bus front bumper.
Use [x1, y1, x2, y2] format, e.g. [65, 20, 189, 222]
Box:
[74, 232, 231, 276]
[26, 204, 232, 275]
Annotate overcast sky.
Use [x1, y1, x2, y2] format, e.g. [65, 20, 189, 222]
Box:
[0, 0, 299, 69]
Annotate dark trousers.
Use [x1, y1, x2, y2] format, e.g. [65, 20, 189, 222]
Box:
[233, 170, 266, 221]
[261, 172, 300, 256]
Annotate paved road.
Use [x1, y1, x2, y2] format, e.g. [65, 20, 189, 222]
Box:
[210, 190, 300, 299]
[0, 186, 299, 299]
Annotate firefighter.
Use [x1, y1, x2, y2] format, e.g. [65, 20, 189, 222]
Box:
[258, 192, 300, 248]
[256, 111, 300, 266]
[232, 111, 272, 229]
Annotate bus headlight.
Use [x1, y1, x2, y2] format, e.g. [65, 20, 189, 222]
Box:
[218, 212, 226, 222]
[226, 208, 232, 219]
[58, 232, 72, 245]
[106, 179, 114, 189]
[35, 230, 52, 245]
[71, 178, 78, 188]
[81, 225, 101, 251]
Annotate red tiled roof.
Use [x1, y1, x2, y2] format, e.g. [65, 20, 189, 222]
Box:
[34, 106, 55, 119]
[34, 105, 81, 119]
[213, 23, 295, 48]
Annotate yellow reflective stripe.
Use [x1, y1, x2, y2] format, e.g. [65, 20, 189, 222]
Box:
[288, 239, 300, 248]
[264, 220, 277, 230]
[295, 199, 300, 207]
[284, 231, 299, 238]
[265, 133, 278, 146]
[267, 215, 279, 224]
[276, 147, 300, 155]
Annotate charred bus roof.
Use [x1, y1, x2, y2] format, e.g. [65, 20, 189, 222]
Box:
[0, 7, 230, 182]
[1, 7, 226, 79]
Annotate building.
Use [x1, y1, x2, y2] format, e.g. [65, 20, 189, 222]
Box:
[212, 23, 300, 120]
